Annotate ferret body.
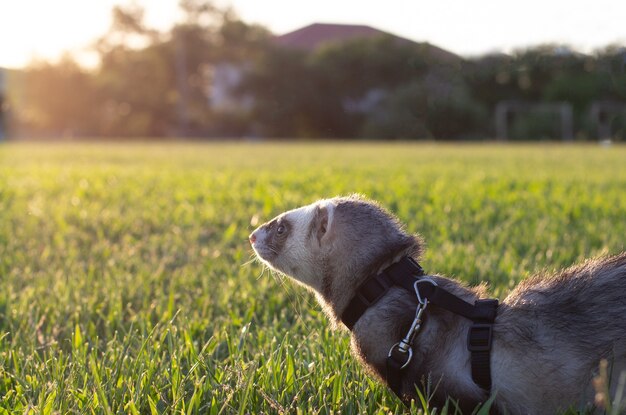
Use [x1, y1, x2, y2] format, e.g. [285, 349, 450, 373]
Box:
[249, 195, 626, 414]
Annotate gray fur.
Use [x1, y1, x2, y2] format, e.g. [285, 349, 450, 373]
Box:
[250, 195, 626, 414]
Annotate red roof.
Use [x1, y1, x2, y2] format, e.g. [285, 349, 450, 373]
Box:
[274, 23, 459, 62]
[274, 23, 409, 51]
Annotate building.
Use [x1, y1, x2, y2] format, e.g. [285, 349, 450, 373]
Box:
[208, 23, 459, 111]
[274, 23, 458, 63]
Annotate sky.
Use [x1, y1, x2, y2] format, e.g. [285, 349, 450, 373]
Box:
[1, 0, 625, 69]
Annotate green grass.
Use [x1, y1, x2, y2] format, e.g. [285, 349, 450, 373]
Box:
[0, 142, 625, 414]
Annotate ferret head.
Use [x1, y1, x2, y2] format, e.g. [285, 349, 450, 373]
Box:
[249, 198, 330, 289]
[249, 195, 423, 315]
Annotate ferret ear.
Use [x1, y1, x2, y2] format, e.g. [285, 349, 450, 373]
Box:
[313, 202, 334, 246]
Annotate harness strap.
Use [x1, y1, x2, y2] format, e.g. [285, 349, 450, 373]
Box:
[468, 299, 498, 391]
[386, 347, 408, 400]
[341, 256, 498, 399]
[341, 257, 424, 330]
[418, 285, 498, 322]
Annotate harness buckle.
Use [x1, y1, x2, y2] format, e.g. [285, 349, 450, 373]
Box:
[355, 274, 390, 306]
[473, 298, 499, 321]
[467, 323, 494, 352]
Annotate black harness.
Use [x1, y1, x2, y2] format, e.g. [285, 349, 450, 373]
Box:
[340, 257, 498, 401]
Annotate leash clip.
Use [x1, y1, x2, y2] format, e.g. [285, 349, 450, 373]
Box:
[387, 278, 437, 369]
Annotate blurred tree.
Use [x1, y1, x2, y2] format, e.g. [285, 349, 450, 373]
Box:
[206, 14, 271, 136]
[11, 0, 272, 138]
[7, 0, 626, 140]
[310, 36, 427, 99]
[241, 35, 454, 138]
[361, 77, 488, 140]
[462, 45, 626, 140]
[15, 56, 98, 137]
[240, 47, 324, 137]
[464, 53, 519, 111]
[90, 4, 177, 136]
[95, 43, 176, 136]
[93, 1, 270, 137]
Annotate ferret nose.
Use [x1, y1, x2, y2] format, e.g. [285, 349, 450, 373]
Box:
[249, 232, 257, 244]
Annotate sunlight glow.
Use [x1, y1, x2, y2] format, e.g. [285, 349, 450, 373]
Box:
[0, 0, 179, 68]
[0, 0, 624, 68]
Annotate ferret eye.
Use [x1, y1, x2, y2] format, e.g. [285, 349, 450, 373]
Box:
[276, 224, 286, 235]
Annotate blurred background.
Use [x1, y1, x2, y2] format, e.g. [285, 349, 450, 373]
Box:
[1, 0, 625, 141]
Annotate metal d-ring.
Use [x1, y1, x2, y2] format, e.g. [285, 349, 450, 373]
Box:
[388, 341, 414, 369]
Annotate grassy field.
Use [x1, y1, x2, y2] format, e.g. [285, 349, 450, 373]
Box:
[0, 142, 625, 414]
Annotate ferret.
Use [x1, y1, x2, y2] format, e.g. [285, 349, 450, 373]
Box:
[249, 195, 626, 414]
